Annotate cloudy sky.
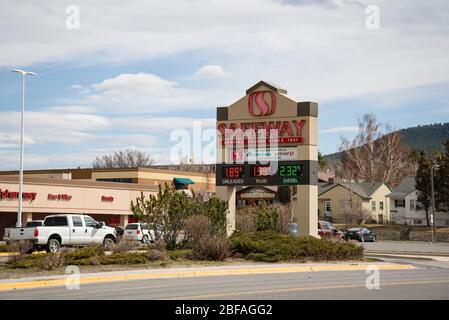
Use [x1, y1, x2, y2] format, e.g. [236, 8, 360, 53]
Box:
[0, 0, 448, 170]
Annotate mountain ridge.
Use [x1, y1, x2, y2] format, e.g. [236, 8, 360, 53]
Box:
[324, 122, 449, 162]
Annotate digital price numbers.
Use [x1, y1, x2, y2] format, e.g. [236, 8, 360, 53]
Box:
[279, 164, 302, 177]
[251, 166, 272, 177]
[222, 165, 244, 178]
[217, 161, 310, 186]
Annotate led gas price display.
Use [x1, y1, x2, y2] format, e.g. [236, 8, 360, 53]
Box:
[216, 161, 312, 186]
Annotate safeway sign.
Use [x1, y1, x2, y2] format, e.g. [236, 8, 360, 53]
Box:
[229, 147, 297, 162]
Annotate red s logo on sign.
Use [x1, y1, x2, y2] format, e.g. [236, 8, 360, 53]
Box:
[248, 91, 276, 116]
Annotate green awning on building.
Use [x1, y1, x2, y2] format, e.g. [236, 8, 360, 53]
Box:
[173, 177, 195, 185]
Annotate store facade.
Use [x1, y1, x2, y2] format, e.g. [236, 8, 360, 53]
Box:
[0, 176, 157, 239]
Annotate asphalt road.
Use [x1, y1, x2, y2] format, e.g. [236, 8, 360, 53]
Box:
[1, 261, 449, 300]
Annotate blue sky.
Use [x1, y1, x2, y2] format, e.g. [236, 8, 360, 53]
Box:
[0, 0, 448, 170]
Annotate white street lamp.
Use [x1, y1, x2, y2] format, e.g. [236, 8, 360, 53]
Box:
[430, 164, 440, 243]
[11, 69, 36, 227]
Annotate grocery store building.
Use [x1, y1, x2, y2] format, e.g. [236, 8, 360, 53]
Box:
[0, 167, 216, 239]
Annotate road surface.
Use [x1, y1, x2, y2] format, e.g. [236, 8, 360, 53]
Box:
[1, 260, 448, 300]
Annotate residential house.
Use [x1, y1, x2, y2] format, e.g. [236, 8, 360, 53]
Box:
[387, 176, 449, 227]
[316, 182, 391, 224]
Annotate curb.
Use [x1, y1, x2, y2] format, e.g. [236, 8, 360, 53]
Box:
[0, 263, 415, 292]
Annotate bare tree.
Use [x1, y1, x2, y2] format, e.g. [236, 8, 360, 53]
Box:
[336, 114, 412, 187]
[93, 149, 154, 168]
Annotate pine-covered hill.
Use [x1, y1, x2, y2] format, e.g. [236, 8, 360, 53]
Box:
[324, 122, 449, 162]
[398, 123, 449, 154]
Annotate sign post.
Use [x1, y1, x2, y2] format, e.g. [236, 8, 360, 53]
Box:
[216, 81, 318, 237]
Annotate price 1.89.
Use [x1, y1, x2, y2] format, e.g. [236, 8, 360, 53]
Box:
[222, 166, 244, 178]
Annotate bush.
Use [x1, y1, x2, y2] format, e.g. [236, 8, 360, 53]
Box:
[39, 254, 65, 270]
[150, 239, 167, 251]
[0, 244, 9, 252]
[230, 231, 363, 262]
[63, 246, 105, 265]
[191, 234, 230, 261]
[7, 254, 43, 269]
[236, 202, 291, 233]
[146, 249, 168, 262]
[183, 215, 213, 247]
[236, 208, 257, 233]
[131, 185, 229, 249]
[110, 240, 139, 253]
[168, 249, 193, 261]
[98, 252, 148, 265]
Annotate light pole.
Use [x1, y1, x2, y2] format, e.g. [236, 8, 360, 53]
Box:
[10, 69, 36, 228]
[430, 164, 440, 243]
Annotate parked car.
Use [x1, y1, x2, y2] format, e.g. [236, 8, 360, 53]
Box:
[122, 223, 155, 244]
[343, 227, 376, 242]
[318, 220, 344, 240]
[7, 214, 117, 253]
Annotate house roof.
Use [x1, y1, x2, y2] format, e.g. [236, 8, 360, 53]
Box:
[318, 181, 386, 199]
[386, 176, 416, 198]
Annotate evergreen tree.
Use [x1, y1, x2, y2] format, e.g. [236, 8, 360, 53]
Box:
[318, 150, 326, 170]
[415, 150, 432, 226]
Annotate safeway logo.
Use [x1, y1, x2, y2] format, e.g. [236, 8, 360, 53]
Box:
[248, 91, 276, 116]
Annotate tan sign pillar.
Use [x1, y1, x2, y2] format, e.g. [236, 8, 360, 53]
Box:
[216, 81, 318, 237]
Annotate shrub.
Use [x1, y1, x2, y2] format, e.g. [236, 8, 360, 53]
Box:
[131, 185, 229, 249]
[98, 252, 148, 265]
[236, 202, 290, 233]
[151, 239, 167, 251]
[110, 240, 139, 253]
[146, 249, 168, 262]
[236, 208, 257, 233]
[230, 231, 363, 262]
[183, 215, 213, 247]
[0, 244, 9, 252]
[64, 246, 105, 265]
[255, 202, 280, 232]
[191, 234, 230, 261]
[7, 254, 43, 269]
[168, 249, 193, 261]
[7, 241, 33, 255]
[39, 254, 65, 271]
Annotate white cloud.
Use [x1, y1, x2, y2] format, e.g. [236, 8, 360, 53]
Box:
[194, 65, 228, 77]
[1, 0, 449, 103]
[46, 105, 98, 114]
[320, 126, 359, 133]
[83, 73, 208, 113]
[0, 111, 109, 146]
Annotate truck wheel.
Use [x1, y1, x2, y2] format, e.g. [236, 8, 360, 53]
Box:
[103, 237, 115, 250]
[46, 239, 60, 253]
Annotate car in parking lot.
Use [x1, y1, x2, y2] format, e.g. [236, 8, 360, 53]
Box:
[318, 220, 344, 240]
[343, 227, 376, 242]
[122, 223, 154, 244]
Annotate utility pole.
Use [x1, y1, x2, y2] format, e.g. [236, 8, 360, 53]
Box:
[430, 164, 439, 243]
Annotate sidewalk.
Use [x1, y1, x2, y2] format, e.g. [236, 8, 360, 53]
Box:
[0, 261, 415, 292]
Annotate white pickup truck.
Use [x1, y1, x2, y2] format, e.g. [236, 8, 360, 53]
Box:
[7, 214, 117, 253]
